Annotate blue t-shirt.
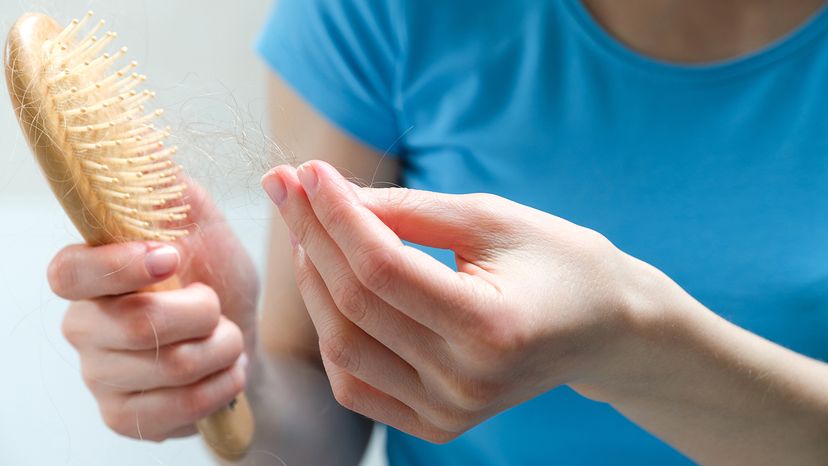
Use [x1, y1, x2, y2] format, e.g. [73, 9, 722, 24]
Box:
[257, 1, 828, 464]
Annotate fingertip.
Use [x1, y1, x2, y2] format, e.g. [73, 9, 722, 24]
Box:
[185, 282, 222, 328]
[297, 161, 320, 195]
[303, 161, 359, 206]
[233, 353, 249, 386]
[261, 164, 296, 181]
[262, 165, 296, 206]
[307, 160, 344, 185]
[145, 244, 180, 278]
[185, 281, 218, 301]
[46, 248, 71, 297]
[260, 166, 279, 182]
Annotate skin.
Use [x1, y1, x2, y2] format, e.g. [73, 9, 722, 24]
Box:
[53, 181, 258, 441]
[262, 161, 828, 465]
[583, 0, 827, 63]
[50, 1, 828, 465]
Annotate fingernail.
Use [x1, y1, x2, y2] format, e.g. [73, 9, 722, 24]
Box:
[297, 163, 319, 195]
[237, 352, 249, 370]
[262, 172, 287, 205]
[145, 245, 179, 277]
[288, 231, 299, 249]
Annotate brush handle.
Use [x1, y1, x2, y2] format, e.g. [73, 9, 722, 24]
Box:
[197, 394, 255, 462]
[149, 276, 254, 461]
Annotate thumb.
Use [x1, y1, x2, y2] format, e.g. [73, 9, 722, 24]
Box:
[354, 186, 515, 252]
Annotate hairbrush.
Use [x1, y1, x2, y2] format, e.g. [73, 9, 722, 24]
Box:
[4, 11, 253, 461]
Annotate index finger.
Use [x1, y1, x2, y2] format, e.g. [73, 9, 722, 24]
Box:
[292, 161, 495, 332]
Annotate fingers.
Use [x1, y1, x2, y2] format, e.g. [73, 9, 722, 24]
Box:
[62, 283, 221, 351]
[356, 187, 516, 255]
[62, 279, 249, 442]
[291, 245, 429, 408]
[263, 163, 495, 335]
[81, 316, 244, 392]
[266, 163, 446, 366]
[48, 242, 180, 300]
[100, 358, 246, 441]
[323, 360, 456, 444]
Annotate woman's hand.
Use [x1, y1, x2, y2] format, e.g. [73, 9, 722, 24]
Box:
[263, 160, 828, 464]
[261, 160, 666, 442]
[50, 182, 259, 442]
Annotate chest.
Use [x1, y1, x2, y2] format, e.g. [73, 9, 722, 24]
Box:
[396, 12, 828, 357]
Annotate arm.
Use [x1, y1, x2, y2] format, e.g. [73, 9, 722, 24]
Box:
[591, 276, 828, 466]
[262, 161, 828, 465]
[235, 73, 399, 465]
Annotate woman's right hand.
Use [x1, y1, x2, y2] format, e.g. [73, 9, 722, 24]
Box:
[48, 183, 260, 442]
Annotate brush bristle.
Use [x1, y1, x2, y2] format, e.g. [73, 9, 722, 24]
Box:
[43, 11, 188, 242]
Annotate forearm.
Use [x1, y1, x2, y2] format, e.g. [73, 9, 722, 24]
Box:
[601, 266, 828, 465]
[222, 342, 372, 466]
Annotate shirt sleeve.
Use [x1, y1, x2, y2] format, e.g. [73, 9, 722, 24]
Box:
[256, 0, 403, 154]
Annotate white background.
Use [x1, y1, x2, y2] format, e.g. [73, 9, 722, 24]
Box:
[0, 1, 385, 465]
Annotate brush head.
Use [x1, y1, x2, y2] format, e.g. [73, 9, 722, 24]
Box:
[4, 11, 189, 245]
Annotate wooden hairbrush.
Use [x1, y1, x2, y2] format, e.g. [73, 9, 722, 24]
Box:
[4, 11, 253, 461]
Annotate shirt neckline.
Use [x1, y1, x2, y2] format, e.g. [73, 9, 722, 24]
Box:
[562, 0, 828, 81]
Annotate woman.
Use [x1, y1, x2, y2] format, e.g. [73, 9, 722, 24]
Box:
[51, 0, 828, 464]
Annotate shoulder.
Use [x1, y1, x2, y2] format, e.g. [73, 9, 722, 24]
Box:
[256, 0, 411, 152]
[261, 0, 404, 45]
[258, 0, 407, 84]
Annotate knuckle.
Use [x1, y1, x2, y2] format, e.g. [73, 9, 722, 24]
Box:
[228, 365, 247, 394]
[181, 385, 217, 420]
[581, 226, 612, 249]
[320, 329, 359, 373]
[355, 246, 396, 293]
[464, 192, 499, 207]
[317, 199, 353, 234]
[480, 321, 524, 355]
[291, 213, 321, 247]
[463, 193, 506, 217]
[193, 284, 221, 329]
[179, 366, 244, 421]
[100, 406, 134, 438]
[164, 344, 200, 384]
[334, 278, 368, 324]
[444, 288, 483, 326]
[458, 194, 514, 242]
[422, 428, 459, 445]
[463, 309, 528, 360]
[81, 366, 105, 394]
[60, 310, 86, 348]
[47, 251, 77, 297]
[444, 375, 501, 412]
[330, 378, 359, 411]
[141, 432, 169, 443]
[118, 294, 161, 349]
[220, 320, 245, 358]
[292, 255, 314, 289]
[421, 404, 472, 434]
[212, 320, 245, 371]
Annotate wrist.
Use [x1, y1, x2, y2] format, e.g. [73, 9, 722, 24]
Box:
[571, 253, 705, 403]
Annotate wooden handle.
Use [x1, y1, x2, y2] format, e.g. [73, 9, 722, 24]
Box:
[197, 393, 255, 461]
[149, 276, 254, 461]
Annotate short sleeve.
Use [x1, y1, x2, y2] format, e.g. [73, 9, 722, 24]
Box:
[256, 0, 402, 153]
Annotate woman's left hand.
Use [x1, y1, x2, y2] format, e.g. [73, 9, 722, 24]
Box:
[261, 160, 667, 442]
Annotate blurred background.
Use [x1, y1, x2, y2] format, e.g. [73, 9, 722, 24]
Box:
[0, 1, 385, 464]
